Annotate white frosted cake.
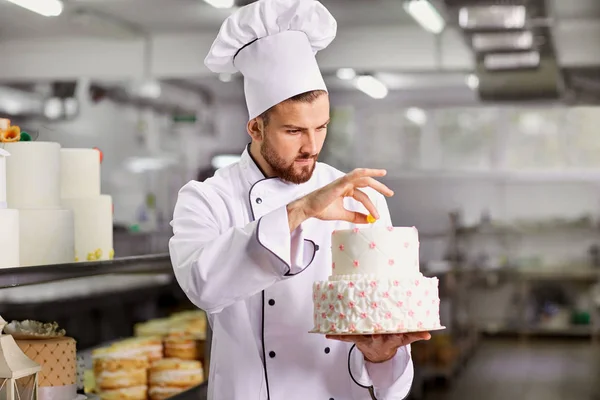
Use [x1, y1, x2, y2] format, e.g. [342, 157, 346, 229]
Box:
[61, 148, 114, 262]
[0, 147, 19, 268]
[312, 226, 442, 334]
[4, 141, 75, 266]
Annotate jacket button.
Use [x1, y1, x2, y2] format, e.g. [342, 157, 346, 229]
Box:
[269, 351, 276, 358]
[268, 299, 275, 306]
[256, 197, 262, 204]
[324, 347, 330, 354]
[315, 244, 320, 251]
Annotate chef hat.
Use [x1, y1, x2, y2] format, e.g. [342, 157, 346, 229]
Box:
[204, 0, 337, 120]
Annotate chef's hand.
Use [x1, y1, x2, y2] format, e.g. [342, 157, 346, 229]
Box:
[325, 332, 431, 363]
[287, 168, 394, 231]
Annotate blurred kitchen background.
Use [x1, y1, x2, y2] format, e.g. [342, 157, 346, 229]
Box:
[1, 0, 600, 399]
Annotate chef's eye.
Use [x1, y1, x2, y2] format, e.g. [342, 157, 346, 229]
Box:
[287, 129, 301, 134]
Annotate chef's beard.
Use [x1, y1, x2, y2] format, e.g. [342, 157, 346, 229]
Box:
[261, 137, 317, 184]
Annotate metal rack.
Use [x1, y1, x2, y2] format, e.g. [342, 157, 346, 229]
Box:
[0, 254, 209, 400]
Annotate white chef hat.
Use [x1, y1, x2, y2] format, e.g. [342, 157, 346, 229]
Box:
[204, 0, 337, 120]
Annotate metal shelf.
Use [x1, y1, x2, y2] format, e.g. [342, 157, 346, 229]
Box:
[0, 254, 172, 289]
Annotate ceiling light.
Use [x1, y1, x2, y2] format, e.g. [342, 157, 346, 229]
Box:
[405, 107, 427, 126]
[219, 73, 232, 83]
[466, 74, 479, 90]
[459, 5, 526, 30]
[354, 75, 388, 99]
[4, 0, 63, 16]
[472, 31, 533, 52]
[336, 68, 356, 80]
[484, 51, 540, 70]
[403, 0, 445, 34]
[203, 0, 235, 9]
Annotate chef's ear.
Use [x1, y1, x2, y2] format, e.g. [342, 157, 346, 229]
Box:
[247, 117, 265, 142]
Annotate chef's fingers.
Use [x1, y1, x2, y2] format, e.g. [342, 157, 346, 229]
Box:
[352, 189, 379, 220]
[353, 177, 394, 197]
[346, 168, 387, 181]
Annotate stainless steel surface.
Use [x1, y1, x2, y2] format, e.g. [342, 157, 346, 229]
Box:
[0, 254, 172, 289]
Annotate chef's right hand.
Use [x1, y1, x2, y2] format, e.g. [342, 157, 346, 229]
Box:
[286, 168, 394, 232]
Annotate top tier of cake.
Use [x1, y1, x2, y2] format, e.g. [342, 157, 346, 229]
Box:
[0, 148, 9, 208]
[4, 142, 62, 209]
[60, 148, 102, 199]
[331, 226, 420, 279]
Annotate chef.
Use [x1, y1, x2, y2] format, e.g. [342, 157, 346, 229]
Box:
[169, 0, 430, 399]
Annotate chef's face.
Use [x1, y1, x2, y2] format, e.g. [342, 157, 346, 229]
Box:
[254, 93, 330, 184]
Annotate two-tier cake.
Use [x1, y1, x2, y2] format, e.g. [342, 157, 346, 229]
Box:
[311, 226, 444, 334]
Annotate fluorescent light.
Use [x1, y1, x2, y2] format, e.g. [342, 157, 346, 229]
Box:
[405, 107, 427, 126]
[484, 51, 540, 70]
[132, 81, 162, 99]
[203, 0, 235, 8]
[472, 31, 533, 52]
[466, 74, 479, 90]
[459, 5, 526, 30]
[403, 0, 445, 34]
[354, 75, 388, 99]
[5, 0, 63, 16]
[336, 68, 356, 80]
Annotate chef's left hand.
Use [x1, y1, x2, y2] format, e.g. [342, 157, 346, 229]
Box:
[326, 332, 431, 363]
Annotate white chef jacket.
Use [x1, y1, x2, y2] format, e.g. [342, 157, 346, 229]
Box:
[169, 146, 414, 400]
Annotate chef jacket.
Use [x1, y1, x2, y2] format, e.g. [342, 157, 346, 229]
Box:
[169, 146, 414, 399]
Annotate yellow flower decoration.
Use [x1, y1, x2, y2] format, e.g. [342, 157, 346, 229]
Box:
[109, 249, 115, 260]
[94, 248, 103, 260]
[87, 252, 97, 261]
[366, 214, 376, 224]
[0, 126, 21, 143]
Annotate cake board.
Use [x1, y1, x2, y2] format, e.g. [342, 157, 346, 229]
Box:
[309, 325, 446, 336]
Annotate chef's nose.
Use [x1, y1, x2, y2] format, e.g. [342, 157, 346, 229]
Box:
[301, 131, 318, 155]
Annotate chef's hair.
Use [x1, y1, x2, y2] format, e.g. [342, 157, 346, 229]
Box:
[259, 90, 327, 126]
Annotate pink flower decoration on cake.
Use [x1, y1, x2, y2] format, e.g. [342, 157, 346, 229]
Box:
[352, 227, 360, 233]
[337, 294, 344, 300]
[339, 244, 345, 251]
[418, 322, 424, 330]
[426, 310, 431, 317]
[316, 283, 321, 291]
[332, 262, 336, 270]
[330, 323, 337, 331]
[396, 300, 404, 307]
[408, 310, 415, 317]
[317, 324, 321, 330]
[393, 280, 399, 286]
[369, 242, 376, 249]
[385, 312, 392, 319]
[383, 292, 390, 298]
[317, 303, 321, 309]
[371, 302, 378, 309]
[374, 323, 383, 331]
[397, 322, 405, 330]
[348, 282, 355, 288]
[406, 290, 412, 297]
[328, 283, 334, 290]
[321, 294, 327, 301]
[329, 304, 335, 311]
[387, 226, 394, 231]
[404, 242, 410, 248]
[417, 301, 422, 307]
[388, 259, 395, 266]
[353, 260, 360, 268]
[349, 323, 356, 332]
[348, 301, 355, 308]
[360, 313, 367, 319]
[313, 293, 317, 301]
[339, 312, 346, 319]
[321, 312, 327, 319]
[369, 281, 377, 288]
[415, 280, 420, 286]
[432, 299, 436, 305]
[359, 291, 366, 298]
[425, 290, 429, 296]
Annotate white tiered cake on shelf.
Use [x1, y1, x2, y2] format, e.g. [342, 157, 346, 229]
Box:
[311, 226, 444, 334]
[4, 140, 74, 266]
[60, 148, 114, 262]
[0, 147, 19, 268]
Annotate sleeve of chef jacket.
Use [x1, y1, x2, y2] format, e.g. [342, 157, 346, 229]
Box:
[168, 181, 316, 314]
[347, 190, 414, 400]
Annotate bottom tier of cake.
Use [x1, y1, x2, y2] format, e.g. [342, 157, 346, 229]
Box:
[312, 274, 442, 334]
